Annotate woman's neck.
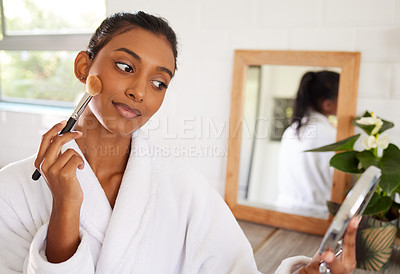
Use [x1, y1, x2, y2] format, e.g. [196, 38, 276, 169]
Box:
[74, 111, 132, 208]
[74, 112, 132, 179]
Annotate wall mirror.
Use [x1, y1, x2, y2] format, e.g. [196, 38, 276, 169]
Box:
[225, 50, 360, 235]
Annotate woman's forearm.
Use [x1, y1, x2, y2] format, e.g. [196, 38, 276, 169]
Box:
[46, 203, 81, 263]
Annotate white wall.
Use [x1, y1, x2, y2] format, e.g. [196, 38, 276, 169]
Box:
[1, 0, 400, 195]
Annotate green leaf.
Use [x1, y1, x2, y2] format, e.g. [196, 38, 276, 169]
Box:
[353, 111, 394, 135]
[326, 201, 340, 216]
[392, 201, 400, 210]
[353, 123, 376, 136]
[380, 144, 400, 171]
[353, 111, 374, 135]
[379, 174, 400, 196]
[378, 119, 395, 134]
[305, 134, 360, 152]
[356, 224, 397, 271]
[330, 151, 362, 173]
[380, 144, 400, 194]
[361, 111, 372, 117]
[357, 150, 379, 170]
[395, 184, 400, 195]
[364, 194, 392, 216]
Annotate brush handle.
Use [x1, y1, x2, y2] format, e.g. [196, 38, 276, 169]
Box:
[31, 117, 77, 181]
[59, 117, 77, 134]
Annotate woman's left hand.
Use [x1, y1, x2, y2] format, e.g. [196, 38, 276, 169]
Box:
[298, 217, 361, 274]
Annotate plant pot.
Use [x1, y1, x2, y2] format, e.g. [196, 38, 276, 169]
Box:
[356, 215, 399, 271]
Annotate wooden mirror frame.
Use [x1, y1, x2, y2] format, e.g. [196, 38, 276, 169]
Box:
[225, 50, 361, 236]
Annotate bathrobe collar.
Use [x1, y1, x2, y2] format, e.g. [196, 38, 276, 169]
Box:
[63, 130, 159, 273]
[61, 141, 112, 243]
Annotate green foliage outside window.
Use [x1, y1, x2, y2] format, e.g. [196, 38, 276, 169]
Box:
[0, 0, 105, 104]
[5, 0, 66, 34]
[0, 51, 82, 103]
[4, 0, 104, 35]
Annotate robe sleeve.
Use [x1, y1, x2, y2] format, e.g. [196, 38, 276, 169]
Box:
[181, 169, 313, 274]
[184, 184, 261, 274]
[274, 256, 312, 273]
[0, 196, 31, 273]
[0, 160, 95, 274]
[0, 197, 95, 274]
[26, 224, 94, 274]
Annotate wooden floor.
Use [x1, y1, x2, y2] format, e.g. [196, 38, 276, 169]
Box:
[238, 220, 400, 274]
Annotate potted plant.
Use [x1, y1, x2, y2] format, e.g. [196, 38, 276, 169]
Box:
[308, 111, 400, 271]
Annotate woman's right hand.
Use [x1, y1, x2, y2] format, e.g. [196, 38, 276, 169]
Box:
[297, 217, 360, 274]
[34, 121, 86, 262]
[34, 121, 85, 211]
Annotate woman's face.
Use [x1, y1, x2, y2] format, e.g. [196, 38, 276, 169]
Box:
[84, 27, 175, 137]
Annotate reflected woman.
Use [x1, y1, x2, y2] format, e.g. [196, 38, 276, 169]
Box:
[276, 71, 340, 218]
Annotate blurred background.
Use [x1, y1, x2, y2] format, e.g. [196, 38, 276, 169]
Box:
[1, 0, 400, 195]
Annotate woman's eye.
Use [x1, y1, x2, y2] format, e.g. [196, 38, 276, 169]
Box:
[151, 80, 168, 90]
[116, 62, 133, 73]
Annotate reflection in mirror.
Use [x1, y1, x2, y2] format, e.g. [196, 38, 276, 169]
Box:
[225, 50, 360, 235]
[238, 66, 341, 220]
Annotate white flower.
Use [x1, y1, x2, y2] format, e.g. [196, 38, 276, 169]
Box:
[361, 134, 390, 150]
[362, 136, 378, 150]
[377, 134, 390, 149]
[356, 113, 383, 135]
[371, 119, 383, 135]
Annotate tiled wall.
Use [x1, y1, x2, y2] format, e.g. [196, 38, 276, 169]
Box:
[1, 0, 400, 194]
[0, 108, 68, 168]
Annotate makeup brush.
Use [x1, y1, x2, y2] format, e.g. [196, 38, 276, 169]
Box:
[32, 75, 103, 181]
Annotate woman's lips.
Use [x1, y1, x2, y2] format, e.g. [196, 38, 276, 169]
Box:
[113, 102, 142, 119]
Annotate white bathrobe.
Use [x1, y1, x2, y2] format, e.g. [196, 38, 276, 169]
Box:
[0, 130, 308, 273]
[276, 111, 336, 218]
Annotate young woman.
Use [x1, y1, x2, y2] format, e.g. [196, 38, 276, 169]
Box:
[0, 13, 356, 273]
[276, 71, 340, 218]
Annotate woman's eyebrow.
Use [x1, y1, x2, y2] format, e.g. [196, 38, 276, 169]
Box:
[158, 67, 173, 79]
[115, 48, 141, 62]
[115, 47, 173, 79]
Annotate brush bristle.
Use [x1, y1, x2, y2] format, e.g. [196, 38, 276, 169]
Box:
[86, 75, 102, 96]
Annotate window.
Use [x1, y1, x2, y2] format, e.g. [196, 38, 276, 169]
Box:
[0, 0, 106, 107]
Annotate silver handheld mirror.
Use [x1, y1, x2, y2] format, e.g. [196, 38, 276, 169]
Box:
[318, 166, 381, 273]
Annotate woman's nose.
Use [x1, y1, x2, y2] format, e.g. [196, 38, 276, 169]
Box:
[125, 88, 144, 103]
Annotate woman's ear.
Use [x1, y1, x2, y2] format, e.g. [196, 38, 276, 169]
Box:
[74, 51, 91, 84]
[321, 99, 338, 116]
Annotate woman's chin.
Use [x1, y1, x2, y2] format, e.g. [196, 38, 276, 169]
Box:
[101, 120, 142, 138]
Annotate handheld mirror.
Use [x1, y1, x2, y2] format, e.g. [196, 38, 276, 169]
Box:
[318, 165, 381, 273]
